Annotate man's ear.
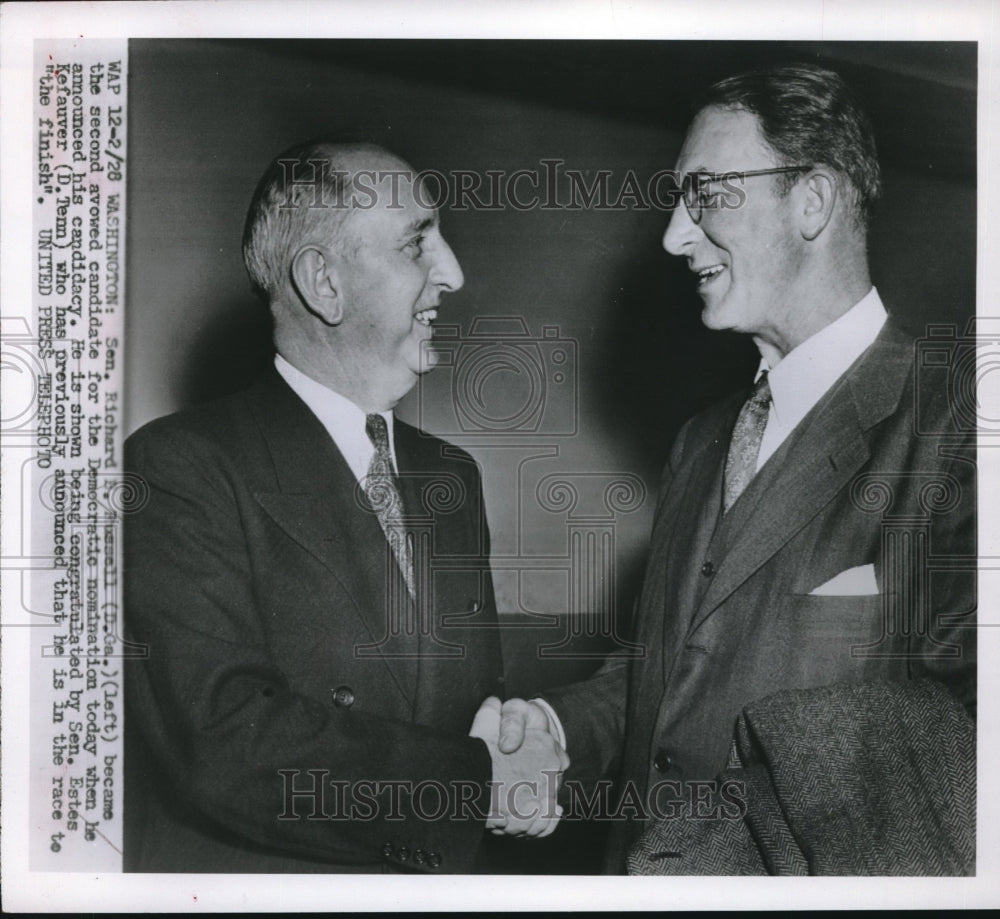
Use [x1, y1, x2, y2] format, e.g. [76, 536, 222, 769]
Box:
[290, 244, 344, 325]
[798, 168, 838, 241]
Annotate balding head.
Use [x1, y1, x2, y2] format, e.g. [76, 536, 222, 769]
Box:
[240, 140, 464, 411]
[242, 141, 408, 304]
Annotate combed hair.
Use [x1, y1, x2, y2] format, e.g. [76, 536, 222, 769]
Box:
[699, 63, 882, 229]
[242, 140, 387, 302]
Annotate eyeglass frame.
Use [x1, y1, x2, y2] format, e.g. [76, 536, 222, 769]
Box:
[681, 166, 813, 224]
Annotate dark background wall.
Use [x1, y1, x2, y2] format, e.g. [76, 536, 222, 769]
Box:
[124, 39, 976, 871]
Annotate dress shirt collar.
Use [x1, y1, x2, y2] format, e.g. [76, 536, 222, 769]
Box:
[274, 354, 396, 482]
[756, 287, 888, 431]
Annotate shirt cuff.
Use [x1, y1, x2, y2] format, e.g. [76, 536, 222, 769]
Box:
[531, 698, 567, 752]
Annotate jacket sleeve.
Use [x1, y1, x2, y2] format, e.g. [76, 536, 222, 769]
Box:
[540, 653, 630, 793]
[123, 423, 493, 872]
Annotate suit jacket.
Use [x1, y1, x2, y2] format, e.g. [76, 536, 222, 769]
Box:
[123, 369, 504, 873]
[545, 321, 976, 873]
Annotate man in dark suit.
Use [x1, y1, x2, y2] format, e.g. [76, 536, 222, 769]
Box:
[490, 64, 976, 872]
[123, 141, 567, 873]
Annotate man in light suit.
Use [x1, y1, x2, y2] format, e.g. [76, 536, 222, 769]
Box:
[491, 64, 976, 872]
[123, 141, 567, 873]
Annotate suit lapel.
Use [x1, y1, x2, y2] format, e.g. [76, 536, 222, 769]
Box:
[690, 324, 914, 632]
[246, 370, 417, 706]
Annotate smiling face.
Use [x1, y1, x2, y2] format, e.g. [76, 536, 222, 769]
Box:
[662, 106, 805, 354]
[331, 158, 464, 406]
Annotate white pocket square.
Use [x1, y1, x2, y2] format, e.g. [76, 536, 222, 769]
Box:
[809, 564, 878, 596]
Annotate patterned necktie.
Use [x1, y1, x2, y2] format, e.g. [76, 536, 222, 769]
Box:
[723, 371, 772, 513]
[364, 414, 415, 595]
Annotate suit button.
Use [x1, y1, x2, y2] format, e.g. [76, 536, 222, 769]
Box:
[427, 852, 441, 868]
[653, 750, 672, 772]
[332, 686, 355, 708]
[397, 846, 410, 862]
[701, 561, 714, 577]
[414, 849, 426, 865]
[381, 843, 394, 858]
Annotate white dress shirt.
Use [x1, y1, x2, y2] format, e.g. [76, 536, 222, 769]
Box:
[537, 288, 888, 755]
[756, 287, 887, 469]
[274, 354, 398, 479]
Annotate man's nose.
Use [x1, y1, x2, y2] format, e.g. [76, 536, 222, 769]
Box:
[432, 237, 464, 292]
[662, 202, 701, 256]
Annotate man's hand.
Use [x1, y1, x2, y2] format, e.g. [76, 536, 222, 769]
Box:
[497, 697, 553, 753]
[469, 696, 569, 838]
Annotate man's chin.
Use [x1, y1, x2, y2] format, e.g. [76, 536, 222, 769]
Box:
[412, 357, 438, 377]
[699, 301, 727, 331]
[413, 345, 440, 375]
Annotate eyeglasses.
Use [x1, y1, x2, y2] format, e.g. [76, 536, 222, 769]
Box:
[681, 166, 812, 224]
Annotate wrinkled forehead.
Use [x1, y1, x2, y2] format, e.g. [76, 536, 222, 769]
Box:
[675, 105, 776, 173]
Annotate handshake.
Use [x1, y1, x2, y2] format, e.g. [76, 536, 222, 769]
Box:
[468, 696, 570, 838]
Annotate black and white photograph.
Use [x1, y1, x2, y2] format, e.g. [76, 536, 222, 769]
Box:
[2, 0, 998, 912]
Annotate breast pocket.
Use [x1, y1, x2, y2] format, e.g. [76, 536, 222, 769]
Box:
[776, 593, 889, 683]
[785, 592, 883, 630]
